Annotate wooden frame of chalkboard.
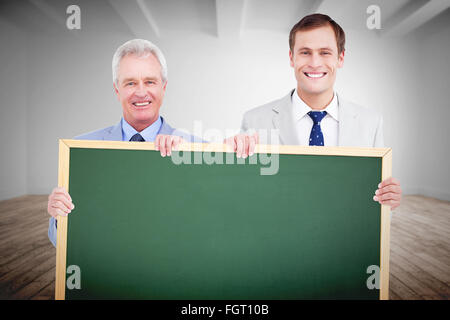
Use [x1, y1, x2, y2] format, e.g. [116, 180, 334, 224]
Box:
[55, 139, 392, 300]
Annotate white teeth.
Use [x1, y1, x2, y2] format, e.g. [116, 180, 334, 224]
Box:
[305, 73, 325, 78]
[134, 102, 150, 106]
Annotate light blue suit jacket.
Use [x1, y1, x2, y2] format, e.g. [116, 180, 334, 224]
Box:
[48, 117, 203, 247]
[75, 116, 201, 142]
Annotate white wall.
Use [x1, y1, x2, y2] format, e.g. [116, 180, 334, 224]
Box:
[1, 10, 449, 201]
[413, 21, 450, 200]
[0, 19, 27, 200]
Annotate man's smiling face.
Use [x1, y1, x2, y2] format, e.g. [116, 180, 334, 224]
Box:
[114, 53, 167, 131]
[289, 25, 344, 97]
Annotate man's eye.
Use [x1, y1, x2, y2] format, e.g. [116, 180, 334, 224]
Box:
[300, 52, 309, 55]
[126, 82, 134, 86]
[321, 52, 331, 55]
[146, 81, 154, 84]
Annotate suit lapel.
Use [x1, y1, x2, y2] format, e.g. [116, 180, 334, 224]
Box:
[272, 90, 300, 145]
[337, 94, 358, 146]
[103, 121, 123, 141]
[158, 116, 175, 135]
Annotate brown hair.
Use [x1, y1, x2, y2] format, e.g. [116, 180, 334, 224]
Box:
[289, 14, 346, 54]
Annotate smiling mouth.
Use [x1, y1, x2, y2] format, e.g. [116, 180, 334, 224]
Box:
[304, 72, 327, 79]
[132, 101, 151, 107]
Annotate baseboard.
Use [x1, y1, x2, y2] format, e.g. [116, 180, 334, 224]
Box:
[402, 186, 450, 202]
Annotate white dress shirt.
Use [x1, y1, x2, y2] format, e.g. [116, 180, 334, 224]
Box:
[292, 89, 339, 146]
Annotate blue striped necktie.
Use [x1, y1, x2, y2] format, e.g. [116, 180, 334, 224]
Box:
[308, 111, 327, 146]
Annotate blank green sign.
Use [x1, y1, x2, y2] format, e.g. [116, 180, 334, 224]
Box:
[66, 148, 381, 299]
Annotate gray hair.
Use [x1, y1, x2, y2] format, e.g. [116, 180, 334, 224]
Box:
[112, 39, 168, 85]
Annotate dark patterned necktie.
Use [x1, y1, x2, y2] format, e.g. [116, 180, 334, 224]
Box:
[129, 133, 145, 142]
[307, 111, 327, 146]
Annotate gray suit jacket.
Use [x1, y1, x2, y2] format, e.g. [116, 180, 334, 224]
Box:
[241, 90, 384, 148]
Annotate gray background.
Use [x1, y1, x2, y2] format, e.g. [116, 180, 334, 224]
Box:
[0, 0, 449, 201]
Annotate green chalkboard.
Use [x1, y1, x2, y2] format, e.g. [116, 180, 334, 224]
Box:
[64, 147, 382, 299]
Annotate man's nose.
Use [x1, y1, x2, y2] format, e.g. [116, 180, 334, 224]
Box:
[135, 82, 147, 96]
[308, 53, 322, 68]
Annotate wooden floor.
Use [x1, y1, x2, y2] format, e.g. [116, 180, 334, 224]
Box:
[0, 194, 449, 300]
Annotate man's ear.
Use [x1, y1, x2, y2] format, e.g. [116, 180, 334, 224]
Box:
[337, 50, 345, 68]
[113, 82, 120, 101]
[289, 50, 294, 68]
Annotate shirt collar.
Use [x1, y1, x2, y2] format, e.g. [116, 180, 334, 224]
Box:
[292, 89, 339, 122]
[121, 116, 162, 142]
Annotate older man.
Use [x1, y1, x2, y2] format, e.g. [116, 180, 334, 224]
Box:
[47, 39, 197, 246]
[226, 14, 402, 210]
